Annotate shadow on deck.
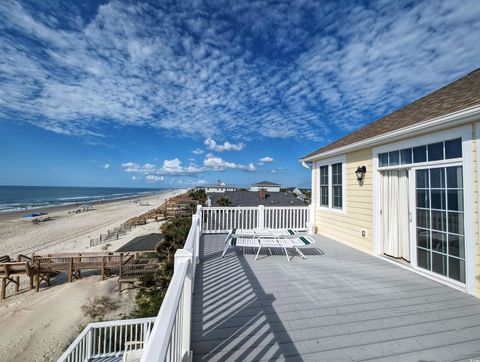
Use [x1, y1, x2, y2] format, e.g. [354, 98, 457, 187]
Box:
[192, 234, 480, 361]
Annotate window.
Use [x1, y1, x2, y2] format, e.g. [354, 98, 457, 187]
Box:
[332, 163, 343, 209]
[317, 161, 344, 211]
[415, 166, 465, 283]
[319, 165, 328, 206]
[378, 138, 462, 168]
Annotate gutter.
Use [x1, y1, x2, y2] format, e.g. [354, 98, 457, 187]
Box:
[300, 105, 480, 162]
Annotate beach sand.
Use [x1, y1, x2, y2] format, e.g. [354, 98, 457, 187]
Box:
[0, 188, 187, 361]
[0, 189, 185, 256]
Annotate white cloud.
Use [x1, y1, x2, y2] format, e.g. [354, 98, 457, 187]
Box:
[192, 148, 204, 155]
[204, 138, 246, 152]
[1, 1, 479, 142]
[131, 175, 139, 181]
[102, 163, 111, 169]
[160, 158, 204, 175]
[203, 156, 256, 172]
[258, 156, 274, 165]
[146, 175, 164, 182]
[122, 162, 156, 174]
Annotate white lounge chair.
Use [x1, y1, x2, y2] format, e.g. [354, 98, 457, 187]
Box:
[222, 228, 314, 261]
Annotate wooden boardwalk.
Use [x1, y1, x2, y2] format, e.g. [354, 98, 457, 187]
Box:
[192, 234, 480, 361]
[0, 252, 160, 299]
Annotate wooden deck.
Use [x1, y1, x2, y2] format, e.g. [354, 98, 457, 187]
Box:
[192, 234, 480, 361]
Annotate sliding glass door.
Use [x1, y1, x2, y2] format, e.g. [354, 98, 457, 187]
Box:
[415, 165, 465, 283]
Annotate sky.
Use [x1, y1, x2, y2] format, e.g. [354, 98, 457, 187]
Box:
[0, 0, 479, 189]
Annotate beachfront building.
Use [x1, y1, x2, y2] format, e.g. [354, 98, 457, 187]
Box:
[208, 190, 306, 207]
[249, 181, 281, 192]
[203, 180, 236, 193]
[301, 69, 480, 296]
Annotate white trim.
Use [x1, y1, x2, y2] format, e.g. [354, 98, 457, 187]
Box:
[372, 124, 476, 296]
[302, 105, 480, 162]
[315, 155, 347, 214]
[377, 255, 467, 293]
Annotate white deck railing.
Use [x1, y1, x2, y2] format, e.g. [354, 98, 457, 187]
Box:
[60, 204, 311, 361]
[57, 317, 156, 362]
[140, 206, 201, 362]
[202, 205, 311, 233]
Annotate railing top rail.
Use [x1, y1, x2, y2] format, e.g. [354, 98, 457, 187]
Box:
[202, 205, 308, 209]
[202, 206, 259, 210]
[140, 259, 189, 362]
[263, 206, 309, 209]
[86, 316, 156, 328]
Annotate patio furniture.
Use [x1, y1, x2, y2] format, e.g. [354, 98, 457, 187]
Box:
[222, 228, 314, 261]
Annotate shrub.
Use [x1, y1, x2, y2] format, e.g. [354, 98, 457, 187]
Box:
[81, 296, 119, 319]
[216, 196, 232, 206]
[131, 216, 192, 318]
[189, 189, 207, 205]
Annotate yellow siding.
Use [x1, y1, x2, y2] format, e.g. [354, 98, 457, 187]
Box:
[314, 148, 373, 253]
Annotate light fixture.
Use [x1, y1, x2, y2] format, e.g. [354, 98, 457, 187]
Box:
[355, 166, 367, 182]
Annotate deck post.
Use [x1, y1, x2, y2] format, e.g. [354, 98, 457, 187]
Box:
[258, 205, 265, 229]
[174, 249, 193, 360]
[307, 204, 315, 234]
[1, 277, 5, 300]
[193, 214, 201, 264]
[67, 258, 73, 282]
[101, 256, 105, 280]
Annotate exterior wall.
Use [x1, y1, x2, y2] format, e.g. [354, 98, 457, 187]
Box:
[312, 148, 374, 253]
[310, 123, 480, 296]
[250, 186, 281, 192]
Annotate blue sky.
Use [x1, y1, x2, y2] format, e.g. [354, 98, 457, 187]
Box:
[0, 0, 479, 188]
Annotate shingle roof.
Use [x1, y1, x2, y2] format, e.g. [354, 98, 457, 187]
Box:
[209, 191, 306, 207]
[251, 181, 281, 187]
[302, 68, 480, 160]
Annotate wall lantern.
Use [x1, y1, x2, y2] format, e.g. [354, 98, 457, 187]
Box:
[355, 166, 367, 181]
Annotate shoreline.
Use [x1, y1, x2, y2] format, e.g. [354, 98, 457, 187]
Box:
[0, 189, 176, 222]
[0, 189, 188, 256]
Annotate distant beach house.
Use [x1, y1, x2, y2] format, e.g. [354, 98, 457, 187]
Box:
[209, 190, 306, 207]
[249, 181, 281, 192]
[301, 68, 480, 296]
[203, 180, 237, 193]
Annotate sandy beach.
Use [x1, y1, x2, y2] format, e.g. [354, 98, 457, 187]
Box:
[0, 188, 186, 361]
[0, 189, 185, 256]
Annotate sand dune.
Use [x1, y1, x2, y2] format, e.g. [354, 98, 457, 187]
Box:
[0, 189, 186, 361]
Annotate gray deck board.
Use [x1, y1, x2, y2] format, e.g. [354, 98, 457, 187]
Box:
[192, 234, 480, 361]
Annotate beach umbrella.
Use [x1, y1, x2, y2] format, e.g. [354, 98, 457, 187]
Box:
[23, 212, 48, 218]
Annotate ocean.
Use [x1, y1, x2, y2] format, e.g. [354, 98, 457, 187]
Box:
[0, 185, 170, 213]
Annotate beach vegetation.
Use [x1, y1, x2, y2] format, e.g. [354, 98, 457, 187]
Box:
[101, 243, 112, 252]
[216, 196, 232, 206]
[189, 188, 207, 205]
[131, 216, 192, 318]
[81, 295, 119, 319]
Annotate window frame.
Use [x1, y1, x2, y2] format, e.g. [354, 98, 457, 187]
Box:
[316, 156, 346, 213]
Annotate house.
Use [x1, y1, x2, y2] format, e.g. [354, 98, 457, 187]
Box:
[301, 68, 480, 297]
[203, 180, 237, 193]
[208, 189, 306, 207]
[249, 181, 281, 192]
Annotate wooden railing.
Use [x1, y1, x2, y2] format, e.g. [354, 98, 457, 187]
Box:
[57, 317, 156, 362]
[202, 205, 311, 233]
